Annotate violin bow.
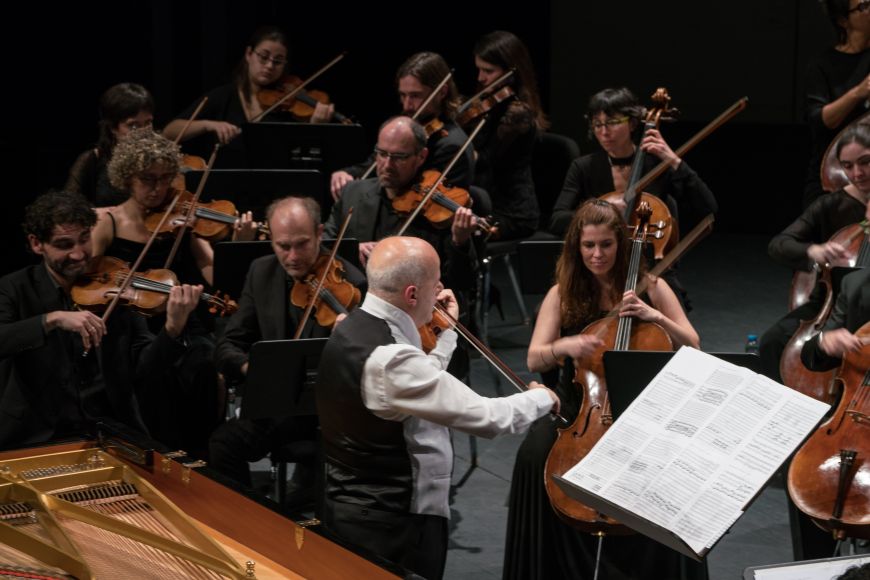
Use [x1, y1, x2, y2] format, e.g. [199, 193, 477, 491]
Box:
[456, 69, 516, 115]
[252, 52, 346, 122]
[434, 304, 567, 424]
[359, 70, 454, 180]
[632, 97, 748, 197]
[292, 208, 354, 339]
[172, 97, 208, 145]
[163, 144, 220, 270]
[394, 117, 486, 236]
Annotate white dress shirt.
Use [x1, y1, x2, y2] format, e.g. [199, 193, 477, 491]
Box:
[360, 293, 554, 518]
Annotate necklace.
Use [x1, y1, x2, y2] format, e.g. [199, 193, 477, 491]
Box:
[607, 151, 635, 167]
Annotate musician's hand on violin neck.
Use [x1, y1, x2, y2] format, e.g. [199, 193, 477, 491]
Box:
[205, 121, 242, 145]
[807, 241, 849, 266]
[819, 328, 865, 358]
[330, 171, 355, 201]
[232, 211, 259, 241]
[310, 102, 334, 124]
[359, 241, 378, 267]
[528, 380, 561, 414]
[435, 289, 459, 320]
[164, 284, 203, 338]
[45, 310, 107, 351]
[451, 207, 476, 246]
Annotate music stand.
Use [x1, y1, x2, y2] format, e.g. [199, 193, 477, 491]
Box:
[602, 350, 763, 419]
[240, 338, 327, 421]
[518, 240, 563, 295]
[743, 553, 870, 579]
[214, 238, 361, 299]
[183, 168, 322, 219]
[242, 122, 368, 175]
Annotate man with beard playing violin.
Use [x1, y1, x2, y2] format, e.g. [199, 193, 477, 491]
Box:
[330, 51, 474, 200]
[0, 191, 202, 450]
[209, 195, 365, 492]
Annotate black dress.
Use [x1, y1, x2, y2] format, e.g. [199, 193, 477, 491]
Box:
[65, 148, 127, 207]
[503, 314, 708, 580]
[804, 47, 870, 207]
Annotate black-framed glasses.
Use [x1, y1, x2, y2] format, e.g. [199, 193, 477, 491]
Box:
[374, 147, 415, 162]
[591, 116, 630, 131]
[253, 49, 287, 67]
[850, 0, 870, 13]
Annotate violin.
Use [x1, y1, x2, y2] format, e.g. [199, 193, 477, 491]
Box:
[72, 256, 238, 317]
[419, 308, 451, 353]
[457, 85, 515, 130]
[289, 254, 361, 330]
[258, 75, 351, 124]
[455, 69, 517, 130]
[144, 190, 268, 242]
[171, 154, 207, 191]
[780, 221, 869, 403]
[788, 321, 870, 540]
[392, 169, 494, 235]
[544, 203, 673, 534]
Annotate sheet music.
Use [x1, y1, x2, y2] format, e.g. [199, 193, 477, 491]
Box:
[562, 347, 830, 556]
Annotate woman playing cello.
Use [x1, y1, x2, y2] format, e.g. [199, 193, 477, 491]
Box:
[548, 87, 716, 239]
[503, 199, 702, 580]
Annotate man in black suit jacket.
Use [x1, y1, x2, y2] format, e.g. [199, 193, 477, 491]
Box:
[802, 267, 870, 371]
[325, 116, 479, 292]
[210, 196, 366, 487]
[0, 191, 202, 450]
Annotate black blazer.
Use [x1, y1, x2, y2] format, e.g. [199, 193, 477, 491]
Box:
[214, 253, 366, 381]
[0, 264, 186, 449]
[801, 268, 870, 371]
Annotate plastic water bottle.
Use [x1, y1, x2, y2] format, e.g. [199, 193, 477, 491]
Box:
[745, 334, 760, 355]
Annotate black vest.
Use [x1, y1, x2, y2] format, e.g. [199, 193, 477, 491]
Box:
[316, 308, 413, 512]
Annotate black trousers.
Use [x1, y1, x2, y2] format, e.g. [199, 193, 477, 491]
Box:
[208, 416, 317, 487]
[759, 298, 823, 383]
[323, 498, 448, 580]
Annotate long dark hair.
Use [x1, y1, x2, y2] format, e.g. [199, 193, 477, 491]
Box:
[556, 200, 631, 328]
[233, 26, 288, 104]
[395, 52, 461, 120]
[474, 30, 548, 130]
[95, 83, 154, 155]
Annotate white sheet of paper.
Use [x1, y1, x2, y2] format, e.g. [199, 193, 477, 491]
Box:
[562, 346, 831, 556]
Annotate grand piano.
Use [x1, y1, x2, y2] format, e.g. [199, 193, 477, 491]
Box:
[0, 426, 401, 579]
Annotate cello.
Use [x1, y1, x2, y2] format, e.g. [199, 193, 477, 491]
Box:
[544, 203, 674, 535]
[600, 88, 679, 260]
[788, 321, 870, 540]
[780, 221, 869, 402]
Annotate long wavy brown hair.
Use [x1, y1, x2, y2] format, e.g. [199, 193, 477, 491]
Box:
[556, 200, 631, 328]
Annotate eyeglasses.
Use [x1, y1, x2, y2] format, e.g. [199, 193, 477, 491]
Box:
[850, 0, 870, 12]
[374, 147, 415, 162]
[253, 49, 287, 67]
[591, 117, 630, 131]
[136, 172, 176, 188]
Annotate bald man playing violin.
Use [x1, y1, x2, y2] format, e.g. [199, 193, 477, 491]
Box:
[316, 236, 558, 580]
[209, 195, 366, 490]
[330, 51, 474, 200]
[0, 191, 202, 450]
[326, 116, 479, 287]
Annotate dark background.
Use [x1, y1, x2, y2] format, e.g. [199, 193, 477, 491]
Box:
[0, 0, 834, 271]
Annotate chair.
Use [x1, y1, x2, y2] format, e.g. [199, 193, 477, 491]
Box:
[477, 132, 580, 344]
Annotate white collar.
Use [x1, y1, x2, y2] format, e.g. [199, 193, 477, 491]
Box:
[360, 293, 422, 349]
